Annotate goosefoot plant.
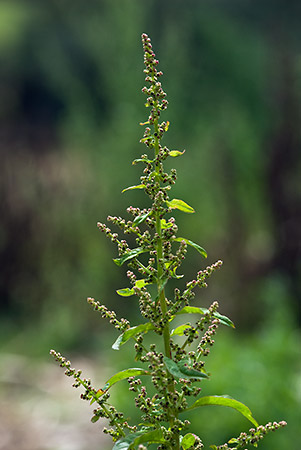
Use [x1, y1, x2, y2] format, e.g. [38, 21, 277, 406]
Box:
[50, 34, 286, 450]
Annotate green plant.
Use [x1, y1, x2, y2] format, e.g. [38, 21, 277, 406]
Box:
[50, 33, 286, 450]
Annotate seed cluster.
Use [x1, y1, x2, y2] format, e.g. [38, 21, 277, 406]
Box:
[215, 421, 287, 449]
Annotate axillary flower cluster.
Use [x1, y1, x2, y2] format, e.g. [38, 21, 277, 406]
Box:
[50, 34, 286, 450]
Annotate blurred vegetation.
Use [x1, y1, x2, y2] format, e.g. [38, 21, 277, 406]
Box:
[0, 1, 300, 449]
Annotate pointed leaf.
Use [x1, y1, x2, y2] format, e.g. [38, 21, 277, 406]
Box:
[176, 306, 235, 328]
[122, 184, 145, 193]
[160, 218, 173, 229]
[101, 368, 149, 393]
[113, 247, 147, 266]
[166, 198, 195, 213]
[132, 158, 152, 165]
[116, 279, 151, 297]
[163, 357, 208, 380]
[185, 395, 258, 427]
[174, 238, 207, 258]
[181, 433, 197, 449]
[171, 323, 192, 337]
[113, 429, 166, 450]
[169, 150, 185, 157]
[112, 322, 155, 350]
[133, 211, 152, 225]
[116, 288, 134, 297]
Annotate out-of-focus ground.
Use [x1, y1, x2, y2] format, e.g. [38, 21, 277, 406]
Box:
[0, 353, 110, 450]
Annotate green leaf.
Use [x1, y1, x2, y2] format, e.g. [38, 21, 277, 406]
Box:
[102, 368, 149, 392]
[132, 158, 152, 165]
[116, 288, 134, 297]
[213, 311, 235, 328]
[160, 218, 173, 229]
[113, 429, 166, 450]
[113, 247, 147, 266]
[163, 356, 209, 380]
[91, 414, 100, 423]
[133, 211, 152, 225]
[112, 322, 155, 350]
[116, 279, 151, 297]
[166, 198, 195, 213]
[177, 306, 206, 315]
[181, 433, 197, 449]
[185, 395, 258, 427]
[169, 150, 185, 157]
[174, 237, 207, 258]
[122, 184, 145, 193]
[171, 323, 192, 337]
[176, 306, 235, 328]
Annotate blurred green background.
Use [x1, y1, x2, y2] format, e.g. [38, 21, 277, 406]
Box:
[0, 1, 300, 449]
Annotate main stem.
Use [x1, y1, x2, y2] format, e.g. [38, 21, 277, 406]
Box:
[154, 119, 180, 450]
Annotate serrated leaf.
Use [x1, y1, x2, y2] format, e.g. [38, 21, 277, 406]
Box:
[174, 237, 207, 258]
[185, 395, 258, 427]
[163, 356, 208, 380]
[181, 433, 197, 449]
[122, 184, 145, 193]
[113, 247, 147, 266]
[169, 150, 185, 157]
[113, 429, 166, 450]
[112, 322, 155, 350]
[176, 306, 235, 328]
[171, 323, 192, 337]
[166, 198, 195, 213]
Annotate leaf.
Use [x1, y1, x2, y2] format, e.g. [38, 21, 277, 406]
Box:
[102, 368, 149, 392]
[113, 247, 147, 266]
[166, 198, 195, 213]
[176, 306, 235, 328]
[91, 415, 100, 423]
[181, 433, 197, 449]
[122, 184, 145, 193]
[164, 260, 184, 279]
[133, 211, 152, 225]
[213, 311, 235, 329]
[177, 306, 206, 315]
[169, 150, 185, 157]
[174, 238, 207, 258]
[116, 288, 134, 297]
[185, 395, 258, 427]
[113, 429, 166, 450]
[132, 158, 152, 165]
[116, 279, 151, 297]
[160, 218, 173, 229]
[112, 322, 155, 350]
[171, 323, 192, 337]
[163, 356, 209, 380]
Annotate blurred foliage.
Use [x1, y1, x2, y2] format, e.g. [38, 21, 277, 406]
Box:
[0, 0, 300, 448]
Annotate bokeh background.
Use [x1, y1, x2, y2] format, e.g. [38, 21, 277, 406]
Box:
[0, 1, 300, 449]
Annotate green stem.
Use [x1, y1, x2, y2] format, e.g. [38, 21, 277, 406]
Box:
[153, 118, 180, 450]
